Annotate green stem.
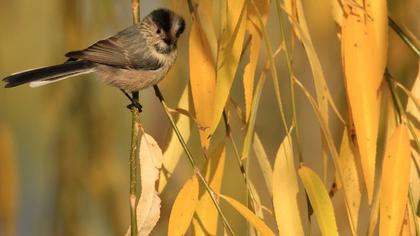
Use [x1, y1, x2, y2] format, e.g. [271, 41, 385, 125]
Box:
[153, 85, 235, 236]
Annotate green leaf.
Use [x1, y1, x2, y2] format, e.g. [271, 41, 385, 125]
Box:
[298, 166, 339, 236]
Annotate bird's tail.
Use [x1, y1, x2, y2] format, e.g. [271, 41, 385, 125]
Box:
[3, 60, 95, 88]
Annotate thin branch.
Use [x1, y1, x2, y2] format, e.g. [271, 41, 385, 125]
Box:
[129, 1, 141, 236]
[388, 16, 420, 57]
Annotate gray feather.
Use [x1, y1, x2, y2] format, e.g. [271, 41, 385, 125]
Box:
[3, 60, 95, 88]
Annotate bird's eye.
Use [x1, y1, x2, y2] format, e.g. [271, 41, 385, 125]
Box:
[156, 29, 161, 34]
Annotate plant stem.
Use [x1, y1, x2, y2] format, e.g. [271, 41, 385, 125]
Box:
[223, 110, 259, 214]
[153, 85, 235, 236]
[129, 110, 140, 236]
[131, 0, 140, 24]
[129, 1, 140, 235]
[248, 0, 289, 134]
[388, 16, 420, 57]
[276, 2, 303, 163]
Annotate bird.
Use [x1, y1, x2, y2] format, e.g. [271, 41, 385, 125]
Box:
[2, 8, 186, 110]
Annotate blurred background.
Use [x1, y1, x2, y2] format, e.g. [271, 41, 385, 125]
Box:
[0, 0, 418, 235]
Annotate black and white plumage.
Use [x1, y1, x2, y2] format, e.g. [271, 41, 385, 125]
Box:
[2, 8, 186, 92]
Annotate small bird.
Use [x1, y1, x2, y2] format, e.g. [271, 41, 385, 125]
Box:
[2, 8, 185, 109]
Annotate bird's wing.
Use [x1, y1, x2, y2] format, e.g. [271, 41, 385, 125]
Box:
[65, 26, 163, 70]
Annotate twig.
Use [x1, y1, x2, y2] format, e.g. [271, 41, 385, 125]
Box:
[129, 1, 141, 235]
[388, 16, 420, 57]
[153, 85, 236, 236]
[129, 110, 140, 236]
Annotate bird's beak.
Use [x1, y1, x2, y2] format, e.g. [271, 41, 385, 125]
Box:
[163, 37, 172, 46]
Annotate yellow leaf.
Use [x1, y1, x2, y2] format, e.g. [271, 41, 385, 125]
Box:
[189, 19, 216, 150]
[252, 133, 273, 196]
[193, 143, 226, 235]
[248, 180, 266, 219]
[158, 86, 191, 193]
[294, 78, 355, 234]
[331, 0, 344, 26]
[380, 124, 411, 236]
[284, 0, 298, 25]
[211, 0, 247, 133]
[400, 207, 411, 236]
[220, 194, 276, 236]
[341, 0, 387, 202]
[196, 1, 218, 61]
[272, 135, 305, 236]
[366, 0, 388, 80]
[243, 0, 269, 122]
[168, 175, 199, 236]
[367, 89, 399, 234]
[298, 166, 339, 236]
[338, 128, 361, 233]
[406, 62, 420, 124]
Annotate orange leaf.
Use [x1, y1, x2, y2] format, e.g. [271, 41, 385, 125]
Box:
[168, 175, 199, 236]
[341, 0, 388, 202]
[193, 143, 226, 235]
[338, 128, 361, 233]
[189, 19, 216, 150]
[380, 124, 411, 236]
[220, 195, 275, 236]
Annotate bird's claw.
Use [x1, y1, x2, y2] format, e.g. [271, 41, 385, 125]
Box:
[127, 101, 143, 112]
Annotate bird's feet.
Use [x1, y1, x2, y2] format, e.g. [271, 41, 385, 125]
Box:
[127, 100, 143, 112]
[121, 89, 143, 112]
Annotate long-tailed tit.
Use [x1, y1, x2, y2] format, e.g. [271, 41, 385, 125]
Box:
[3, 8, 185, 108]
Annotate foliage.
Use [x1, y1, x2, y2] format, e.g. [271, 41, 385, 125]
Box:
[0, 0, 419, 235]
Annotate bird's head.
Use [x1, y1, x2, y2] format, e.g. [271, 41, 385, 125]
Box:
[144, 8, 185, 54]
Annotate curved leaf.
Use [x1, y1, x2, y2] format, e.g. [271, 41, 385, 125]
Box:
[298, 166, 339, 236]
[193, 143, 226, 235]
[272, 134, 305, 235]
[338, 128, 361, 232]
[380, 124, 411, 236]
[341, 0, 387, 202]
[125, 133, 164, 236]
[243, 0, 269, 121]
[220, 194, 275, 236]
[189, 19, 216, 150]
[137, 133, 164, 236]
[211, 0, 247, 133]
[253, 133, 273, 196]
[168, 175, 199, 236]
